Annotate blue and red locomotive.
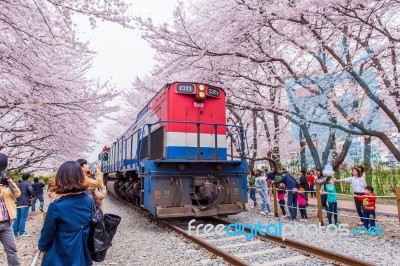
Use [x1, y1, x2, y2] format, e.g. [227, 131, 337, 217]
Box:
[99, 82, 248, 218]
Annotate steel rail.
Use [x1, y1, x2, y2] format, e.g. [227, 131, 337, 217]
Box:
[207, 217, 375, 266]
[158, 219, 248, 266]
[110, 195, 374, 266]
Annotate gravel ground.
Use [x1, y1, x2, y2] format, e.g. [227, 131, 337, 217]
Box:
[100, 196, 227, 266]
[221, 200, 400, 266]
[0, 195, 227, 266]
[1, 194, 399, 266]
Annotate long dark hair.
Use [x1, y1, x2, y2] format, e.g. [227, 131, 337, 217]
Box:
[55, 161, 87, 194]
[353, 167, 361, 178]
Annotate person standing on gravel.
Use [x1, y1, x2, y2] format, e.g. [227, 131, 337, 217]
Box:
[13, 173, 34, 237]
[255, 170, 272, 215]
[31, 177, 45, 212]
[38, 161, 93, 266]
[0, 168, 22, 266]
[315, 169, 329, 213]
[273, 169, 298, 221]
[336, 168, 367, 226]
[247, 171, 257, 208]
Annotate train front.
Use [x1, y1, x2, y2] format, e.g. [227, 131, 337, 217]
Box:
[102, 82, 248, 218]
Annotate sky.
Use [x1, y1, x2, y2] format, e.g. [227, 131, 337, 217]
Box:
[75, 1, 179, 162]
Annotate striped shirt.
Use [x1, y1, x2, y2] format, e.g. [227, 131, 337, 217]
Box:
[343, 176, 367, 193]
[0, 194, 10, 221]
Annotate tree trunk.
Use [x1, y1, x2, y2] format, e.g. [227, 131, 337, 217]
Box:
[363, 136, 372, 185]
[299, 128, 307, 170]
[333, 135, 352, 171]
[300, 124, 322, 169]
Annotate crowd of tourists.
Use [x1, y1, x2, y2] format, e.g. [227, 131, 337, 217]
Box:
[0, 153, 108, 266]
[247, 166, 377, 228]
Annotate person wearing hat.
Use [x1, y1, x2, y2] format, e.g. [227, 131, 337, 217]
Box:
[0, 153, 22, 265]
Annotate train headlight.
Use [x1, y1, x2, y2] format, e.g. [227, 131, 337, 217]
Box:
[197, 84, 207, 100]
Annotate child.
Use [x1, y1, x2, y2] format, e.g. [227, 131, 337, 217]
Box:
[277, 183, 286, 217]
[355, 186, 377, 229]
[325, 176, 338, 226]
[298, 187, 307, 222]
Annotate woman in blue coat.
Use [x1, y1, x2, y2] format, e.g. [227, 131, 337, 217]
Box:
[38, 161, 93, 266]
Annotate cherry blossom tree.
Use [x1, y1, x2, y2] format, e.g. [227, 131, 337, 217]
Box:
[0, 0, 132, 171]
[131, 0, 400, 170]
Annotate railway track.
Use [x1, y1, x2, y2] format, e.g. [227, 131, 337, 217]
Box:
[159, 217, 374, 266]
[111, 195, 374, 266]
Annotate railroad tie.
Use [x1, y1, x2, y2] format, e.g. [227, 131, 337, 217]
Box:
[252, 255, 307, 266]
[206, 235, 247, 243]
[218, 240, 262, 249]
[235, 247, 283, 258]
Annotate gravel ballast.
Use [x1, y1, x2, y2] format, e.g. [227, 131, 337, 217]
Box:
[1, 194, 399, 265]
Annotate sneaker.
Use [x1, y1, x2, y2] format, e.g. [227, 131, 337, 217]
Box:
[304, 219, 308, 223]
[260, 211, 266, 215]
[19, 232, 30, 237]
[300, 219, 305, 222]
[40, 207, 43, 212]
[281, 214, 287, 218]
[327, 224, 336, 230]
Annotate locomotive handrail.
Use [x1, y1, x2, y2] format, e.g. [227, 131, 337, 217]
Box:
[135, 119, 248, 165]
[146, 119, 247, 129]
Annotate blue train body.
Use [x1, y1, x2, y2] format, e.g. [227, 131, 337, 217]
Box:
[99, 82, 248, 218]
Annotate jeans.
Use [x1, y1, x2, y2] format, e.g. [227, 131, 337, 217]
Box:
[321, 194, 329, 211]
[287, 191, 297, 220]
[249, 189, 257, 207]
[279, 199, 286, 215]
[13, 207, 29, 235]
[354, 193, 364, 222]
[0, 221, 21, 265]
[299, 204, 307, 219]
[363, 210, 376, 229]
[31, 195, 44, 211]
[328, 202, 338, 224]
[257, 188, 271, 213]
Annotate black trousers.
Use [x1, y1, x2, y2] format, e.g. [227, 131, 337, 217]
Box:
[321, 194, 329, 211]
[354, 192, 364, 222]
[299, 204, 307, 219]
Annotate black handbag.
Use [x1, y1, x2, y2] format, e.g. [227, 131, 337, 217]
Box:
[90, 213, 121, 262]
[87, 194, 121, 262]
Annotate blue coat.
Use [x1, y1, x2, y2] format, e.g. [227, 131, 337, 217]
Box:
[38, 192, 93, 266]
[275, 173, 298, 190]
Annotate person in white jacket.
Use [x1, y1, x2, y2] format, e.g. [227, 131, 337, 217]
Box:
[255, 170, 271, 215]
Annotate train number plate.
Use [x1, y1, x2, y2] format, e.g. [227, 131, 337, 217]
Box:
[194, 102, 204, 108]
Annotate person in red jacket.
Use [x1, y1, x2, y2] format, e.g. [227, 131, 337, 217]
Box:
[306, 171, 316, 198]
[355, 186, 376, 229]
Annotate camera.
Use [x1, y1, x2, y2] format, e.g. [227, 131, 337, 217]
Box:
[0, 152, 9, 186]
[0, 171, 8, 186]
